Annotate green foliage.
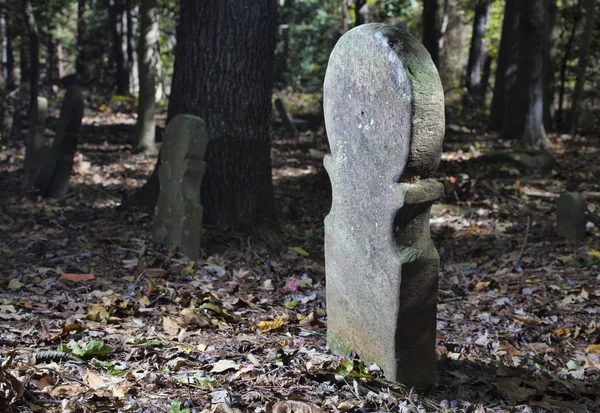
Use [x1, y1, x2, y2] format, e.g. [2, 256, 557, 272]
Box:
[169, 401, 191, 413]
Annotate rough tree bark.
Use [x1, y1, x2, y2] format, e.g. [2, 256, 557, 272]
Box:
[465, 0, 489, 103]
[489, 0, 519, 132]
[503, 0, 548, 147]
[123, 0, 278, 230]
[134, 0, 158, 155]
[569, 0, 596, 136]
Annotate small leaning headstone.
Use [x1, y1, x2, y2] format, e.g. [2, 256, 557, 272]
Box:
[35, 85, 85, 198]
[23, 96, 48, 189]
[153, 114, 209, 260]
[556, 192, 586, 241]
[323, 23, 445, 390]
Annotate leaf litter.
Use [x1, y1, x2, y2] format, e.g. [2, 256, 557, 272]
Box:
[0, 106, 598, 412]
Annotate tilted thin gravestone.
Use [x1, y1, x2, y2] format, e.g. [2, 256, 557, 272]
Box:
[556, 192, 586, 241]
[35, 85, 84, 198]
[323, 23, 445, 390]
[23, 96, 49, 189]
[153, 114, 209, 260]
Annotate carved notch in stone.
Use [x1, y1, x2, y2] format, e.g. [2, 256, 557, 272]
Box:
[323, 23, 445, 390]
[153, 114, 209, 260]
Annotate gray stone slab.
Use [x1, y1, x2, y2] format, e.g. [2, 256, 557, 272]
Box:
[556, 192, 585, 241]
[34, 85, 84, 198]
[153, 114, 209, 260]
[23, 96, 48, 189]
[323, 23, 445, 390]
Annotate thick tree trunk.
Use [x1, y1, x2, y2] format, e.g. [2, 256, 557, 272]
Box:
[465, 0, 489, 103]
[543, 0, 558, 131]
[422, 0, 440, 67]
[124, 0, 278, 230]
[108, 0, 129, 94]
[134, 0, 158, 155]
[569, 0, 595, 136]
[76, 0, 86, 79]
[489, 0, 519, 131]
[504, 0, 548, 147]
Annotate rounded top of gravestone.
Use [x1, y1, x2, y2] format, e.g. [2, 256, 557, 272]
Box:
[163, 114, 209, 161]
[323, 23, 444, 181]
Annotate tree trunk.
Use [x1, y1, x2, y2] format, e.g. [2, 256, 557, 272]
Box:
[134, 0, 158, 155]
[23, 0, 39, 109]
[46, 26, 61, 84]
[569, 0, 595, 136]
[557, 2, 581, 130]
[503, 0, 548, 147]
[0, 13, 11, 90]
[126, 0, 138, 95]
[124, 0, 278, 230]
[543, 0, 558, 131]
[422, 0, 440, 67]
[465, 0, 489, 103]
[354, 0, 367, 26]
[489, 0, 519, 131]
[108, 0, 129, 94]
[76, 0, 86, 79]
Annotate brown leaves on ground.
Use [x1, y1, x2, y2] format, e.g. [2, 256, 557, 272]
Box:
[0, 107, 599, 412]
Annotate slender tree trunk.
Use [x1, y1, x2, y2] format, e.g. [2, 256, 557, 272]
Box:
[126, 0, 138, 95]
[47, 26, 61, 84]
[76, 0, 87, 79]
[422, 0, 440, 66]
[504, 0, 548, 147]
[0, 13, 8, 89]
[569, 0, 596, 136]
[134, 0, 158, 155]
[557, 3, 581, 129]
[543, 0, 558, 131]
[123, 0, 278, 230]
[354, 0, 367, 26]
[480, 53, 492, 101]
[489, 0, 519, 131]
[465, 0, 489, 103]
[108, 0, 129, 94]
[23, 0, 39, 109]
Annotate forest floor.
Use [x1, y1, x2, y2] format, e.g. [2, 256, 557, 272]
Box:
[0, 99, 599, 413]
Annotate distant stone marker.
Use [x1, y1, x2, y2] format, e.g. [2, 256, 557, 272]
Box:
[556, 192, 585, 241]
[153, 114, 209, 260]
[23, 96, 48, 189]
[323, 23, 445, 390]
[35, 85, 84, 198]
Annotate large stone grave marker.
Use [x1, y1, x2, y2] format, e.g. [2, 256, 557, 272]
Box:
[23, 96, 48, 189]
[35, 85, 84, 198]
[323, 23, 445, 390]
[153, 115, 209, 260]
[556, 192, 585, 241]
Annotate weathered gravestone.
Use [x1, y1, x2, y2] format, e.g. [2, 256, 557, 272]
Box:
[23, 96, 49, 189]
[323, 23, 445, 390]
[153, 115, 209, 260]
[556, 192, 586, 241]
[34, 85, 84, 198]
